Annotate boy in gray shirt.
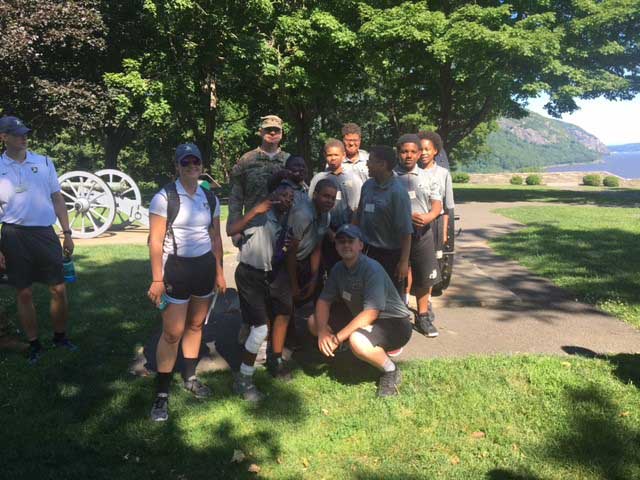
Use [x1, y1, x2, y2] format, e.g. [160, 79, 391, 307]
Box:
[308, 224, 412, 397]
[355, 145, 413, 295]
[227, 181, 294, 400]
[309, 138, 363, 271]
[395, 134, 442, 338]
[268, 178, 337, 379]
[419, 131, 456, 299]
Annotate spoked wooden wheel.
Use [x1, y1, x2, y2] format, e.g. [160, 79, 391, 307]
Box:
[96, 169, 143, 229]
[58, 171, 116, 238]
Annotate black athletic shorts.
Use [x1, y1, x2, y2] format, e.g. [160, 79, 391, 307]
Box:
[163, 251, 216, 302]
[235, 262, 274, 327]
[269, 256, 320, 315]
[410, 226, 441, 291]
[364, 245, 404, 296]
[327, 301, 412, 351]
[0, 224, 64, 289]
[432, 215, 445, 253]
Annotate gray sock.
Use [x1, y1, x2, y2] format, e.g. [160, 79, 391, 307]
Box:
[382, 358, 396, 373]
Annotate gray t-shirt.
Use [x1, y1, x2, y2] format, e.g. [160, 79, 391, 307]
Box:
[394, 164, 442, 214]
[344, 150, 369, 183]
[289, 200, 329, 261]
[357, 175, 413, 250]
[308, 168, 362, 229]
[423, 165, 455, 212]
[284, 179, 310, 209]
[237, 210, 286, 271]
[320, 254, 411, 319]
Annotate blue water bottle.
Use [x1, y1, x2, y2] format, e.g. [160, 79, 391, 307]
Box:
[63, 255, 77, 283]
[158, 293, 170, 311]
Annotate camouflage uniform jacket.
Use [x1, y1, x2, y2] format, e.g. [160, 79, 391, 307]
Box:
[228, 147, 290, 229]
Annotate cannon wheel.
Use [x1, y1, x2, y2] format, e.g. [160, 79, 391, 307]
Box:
[58, 171, 117, 239]
[95, 169, 143, 230]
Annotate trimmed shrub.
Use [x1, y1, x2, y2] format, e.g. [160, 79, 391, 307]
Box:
[583, 174, 602, 186]
[525, 174, 542, 185]
[603, 176, 620, 187]
[452, 172, 470, 183]
[510, 175, 524, 185]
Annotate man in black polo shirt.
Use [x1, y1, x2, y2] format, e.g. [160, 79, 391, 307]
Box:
[308, 224, 413, 397]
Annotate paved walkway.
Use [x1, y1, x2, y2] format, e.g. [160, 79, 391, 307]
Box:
[113, 201, 640, 375]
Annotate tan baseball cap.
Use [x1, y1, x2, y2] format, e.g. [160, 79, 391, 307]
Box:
[260, 115, 283, 130]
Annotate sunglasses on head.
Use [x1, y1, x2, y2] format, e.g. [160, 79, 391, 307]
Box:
[179, 157, 202, 167]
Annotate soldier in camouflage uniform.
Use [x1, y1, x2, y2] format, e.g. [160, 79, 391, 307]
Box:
[227, 115, 290, 244]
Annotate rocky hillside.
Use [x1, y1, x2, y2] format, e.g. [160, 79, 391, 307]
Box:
[466, 111, 608, 173]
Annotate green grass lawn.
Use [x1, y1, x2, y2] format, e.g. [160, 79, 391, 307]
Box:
[1, 245, 640, 478]
[491, 205, 640, 327]
[454, 184, 640, 207]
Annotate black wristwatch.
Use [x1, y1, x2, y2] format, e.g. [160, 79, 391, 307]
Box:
[62, 230, 72, 236]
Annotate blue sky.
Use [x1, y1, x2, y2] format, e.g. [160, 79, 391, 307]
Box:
[527, 95, 639, 146]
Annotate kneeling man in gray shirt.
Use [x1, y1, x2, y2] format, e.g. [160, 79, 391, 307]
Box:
[308, 224, 413, 397]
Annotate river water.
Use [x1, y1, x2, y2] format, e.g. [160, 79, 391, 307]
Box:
[546, 151, 640, 179]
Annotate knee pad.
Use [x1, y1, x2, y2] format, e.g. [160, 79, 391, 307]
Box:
[244, 324, 268, 354]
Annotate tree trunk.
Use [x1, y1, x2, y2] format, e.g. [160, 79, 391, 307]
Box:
[437, 62, 454, 151]
[290, 105, 313, 174]
[103, 126, 131, 170]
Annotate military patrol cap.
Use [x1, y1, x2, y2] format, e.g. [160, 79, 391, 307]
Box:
[175, 143, 202, 164]
[0, 116, 31, 135]
[260, 115, 283, 130]
[335, 223, 363, 241]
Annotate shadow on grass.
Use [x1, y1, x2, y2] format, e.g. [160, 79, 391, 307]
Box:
[455, 186, 640, 207]
[486, 469, 541, 480]
[563, 346, 640, 389]
[544, 384, 640, 479]
[0, 247, 304, 479]
[489, 223, 640, 321]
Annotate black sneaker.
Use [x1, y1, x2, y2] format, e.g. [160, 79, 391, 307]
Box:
[233, 372, 264, 402]
[183, 377, 212, 399]
[53, 338, 78, 352]
[377, 369, 402, 397]
[267, 357, 293, 382]
[416, 313, 439, 338]
[27, 345, 43, 364]
[150, 394, 169, 422]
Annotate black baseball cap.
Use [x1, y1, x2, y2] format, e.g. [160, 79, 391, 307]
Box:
[0, 116, 31, 135]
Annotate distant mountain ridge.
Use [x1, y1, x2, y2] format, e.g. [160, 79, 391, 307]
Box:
[465, 111, 609, 173]
[608, 143, 640, 153]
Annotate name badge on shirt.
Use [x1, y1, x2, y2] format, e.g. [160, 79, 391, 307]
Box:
[408, 190, 416, 199]
[364, 203, 375, 213]
[342, 291, 352, 302]
[15, 185, 28, 193]
[335, 191, 342, 200]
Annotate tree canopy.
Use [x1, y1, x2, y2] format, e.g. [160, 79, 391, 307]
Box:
[1, 0, 638, 178]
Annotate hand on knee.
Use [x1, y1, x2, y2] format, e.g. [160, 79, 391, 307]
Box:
[244, 324, 268, 354]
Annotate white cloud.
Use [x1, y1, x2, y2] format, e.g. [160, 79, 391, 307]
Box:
[526, 95, 640, 146]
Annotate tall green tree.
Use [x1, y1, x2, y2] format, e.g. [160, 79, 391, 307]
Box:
[117, 0, 275, 170]
[0, 0, 106, 133]
[262, 5, 359, 170]
[359, 0, 639, 165]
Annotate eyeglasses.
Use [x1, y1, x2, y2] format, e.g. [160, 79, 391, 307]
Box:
[179, 157, 202, 167]
[263, 127, 281, 135]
